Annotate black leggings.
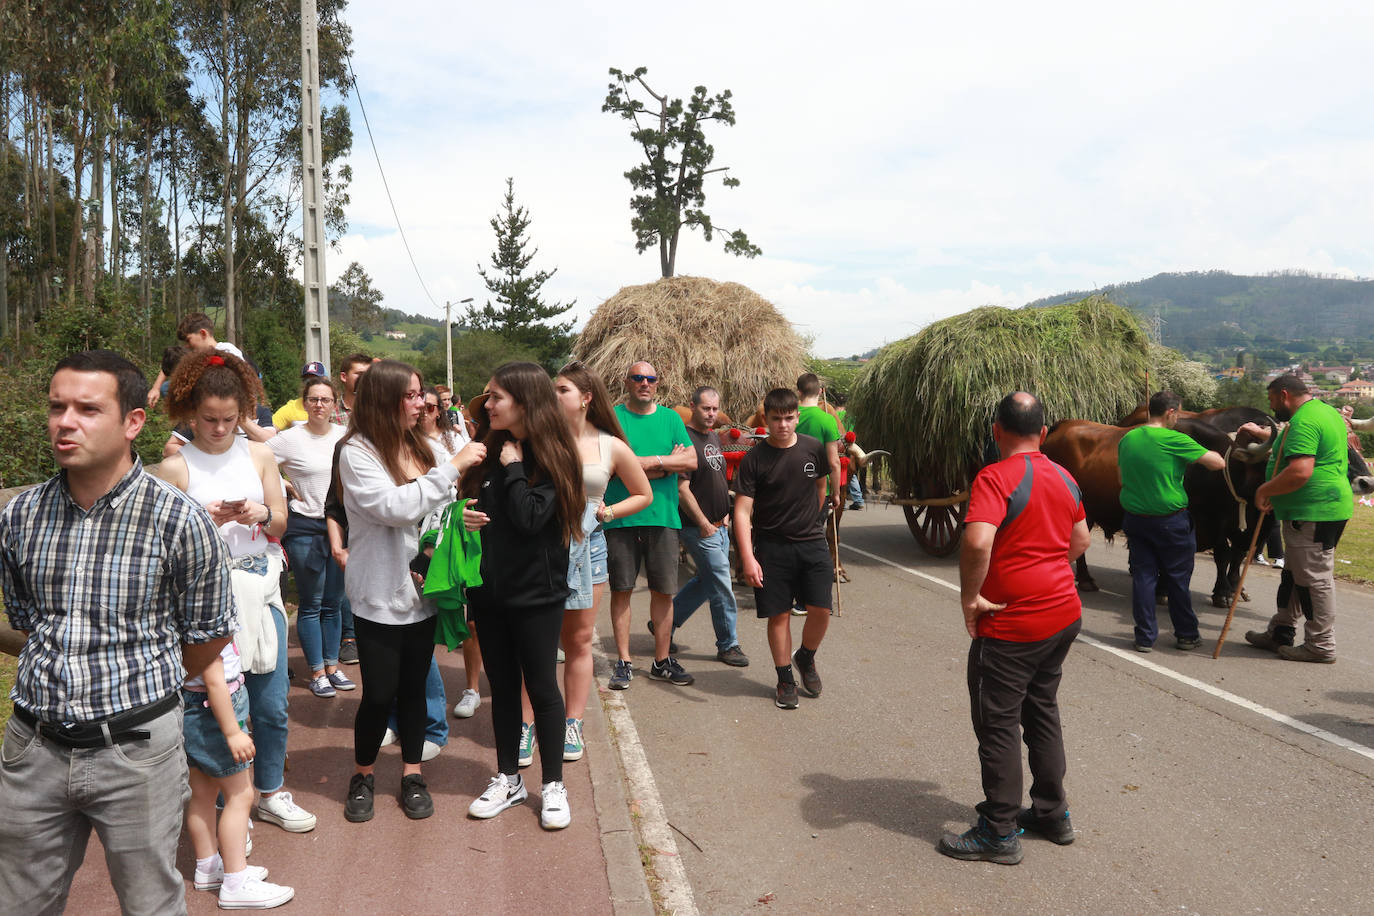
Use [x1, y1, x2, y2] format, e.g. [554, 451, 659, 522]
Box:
[472, 598, 565, 784]
[353, 615, 437, 767]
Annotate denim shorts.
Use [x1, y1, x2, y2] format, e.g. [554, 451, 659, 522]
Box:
[182, 685, 251, 778]
[566, 528, 608, 609]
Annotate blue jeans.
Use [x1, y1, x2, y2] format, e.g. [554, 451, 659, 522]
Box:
[0, 706, 191, 915]
[386, 656, 449, 745]
[340, 594, 355, 642]
[1123, 511, 1199, 646]
[848, 473, 864, 506]
[282, 531, 343, 671]
[673, 526, 740, 651]
[244, 604, 290, 794]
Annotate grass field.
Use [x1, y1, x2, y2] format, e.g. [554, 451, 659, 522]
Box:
[1335, 501, 1374, 585]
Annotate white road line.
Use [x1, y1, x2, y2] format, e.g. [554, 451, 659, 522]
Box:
[842, 543, 1374, 763]
[593, 636, 699, 915]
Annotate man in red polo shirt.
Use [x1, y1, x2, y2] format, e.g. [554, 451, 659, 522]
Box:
[939, 391, 1092, 866]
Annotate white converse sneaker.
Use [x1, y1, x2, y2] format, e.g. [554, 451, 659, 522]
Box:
[380, 728, 398, 747]
[468, 773, 527, 819]
[540, 780, 571, 830]
[255, 791, 317, 833]
[217, 873, 294, 909]
[453, 688, 481, 718]
[193, 858, 268, 891]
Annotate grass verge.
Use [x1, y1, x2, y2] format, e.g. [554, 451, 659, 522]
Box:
[1335, 502, 1374, 585]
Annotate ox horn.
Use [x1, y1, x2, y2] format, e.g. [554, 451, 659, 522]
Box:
[847, 443, 891, 468]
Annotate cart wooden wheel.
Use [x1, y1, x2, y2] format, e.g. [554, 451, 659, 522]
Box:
[901, 482, 967, 557]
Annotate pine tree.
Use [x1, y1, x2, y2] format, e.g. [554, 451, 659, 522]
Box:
[466, 178, 574, 369]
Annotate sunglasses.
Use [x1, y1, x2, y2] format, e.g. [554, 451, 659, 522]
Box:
[629, 374, 659, 384]
[424, 403, 439, 411]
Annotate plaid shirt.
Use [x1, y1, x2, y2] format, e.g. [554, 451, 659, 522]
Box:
[1, 458, 236, 726]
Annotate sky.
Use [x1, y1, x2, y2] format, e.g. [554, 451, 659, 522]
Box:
[326, 0, 1374, 358]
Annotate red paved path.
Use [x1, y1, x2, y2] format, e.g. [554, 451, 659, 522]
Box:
[61, 632, 633, 915]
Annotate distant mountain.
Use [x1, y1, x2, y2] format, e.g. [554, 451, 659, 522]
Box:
[1026, 271, 1374, 352]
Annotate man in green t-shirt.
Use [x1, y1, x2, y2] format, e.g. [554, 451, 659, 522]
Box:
[1117, 391, 1225, 652]
[604, 361, 697, 690]
[796, 374, 844, 584]
[1242, 375, 1352, 663]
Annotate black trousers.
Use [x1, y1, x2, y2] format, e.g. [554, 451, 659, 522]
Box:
[967, 618, 1081, 836]
[472, 598, 566, 784]
[353, 615, 437, 767]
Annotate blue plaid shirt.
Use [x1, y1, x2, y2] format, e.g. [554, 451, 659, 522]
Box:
[1, 458, 236, 726]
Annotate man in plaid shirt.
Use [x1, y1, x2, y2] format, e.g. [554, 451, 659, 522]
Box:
[0, 350, 236, 915]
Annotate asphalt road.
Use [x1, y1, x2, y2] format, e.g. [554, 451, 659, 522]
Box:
[602, 504, 1374, 915]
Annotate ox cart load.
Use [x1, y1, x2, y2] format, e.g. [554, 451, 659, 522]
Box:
[848, 295, 1151, 555]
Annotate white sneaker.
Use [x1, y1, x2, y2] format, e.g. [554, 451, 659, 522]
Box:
[453, 688, 481, 718]
[468, 773, 527, 819]
[540, 780, 571, 830]
[380, 728, 398, 747]
[255, 791, 317, 833]
[217, 874, 294, 909]
[422, 740, 442, 762]
[1253, 555, 1270, 566]
[1273, 558, 1285, 569]
[193, 859, 268, 891]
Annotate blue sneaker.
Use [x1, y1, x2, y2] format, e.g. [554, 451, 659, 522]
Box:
[608, 659, 633, 690]
[937, 817, 1023, 864]
[518, 723, 536, 768]
[563, 718, 584, 762]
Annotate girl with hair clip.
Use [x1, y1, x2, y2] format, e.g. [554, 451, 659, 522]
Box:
[516, 362, 651, 766]
[157, 351, 318, 863]
[338, 360, 485, 823]
[460, 362, 585, 829]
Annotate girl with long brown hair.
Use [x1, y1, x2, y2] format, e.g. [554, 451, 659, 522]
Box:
[459, 362, 584, 830]
[516, 361, 651, 766]
[337, 359, 485, 823]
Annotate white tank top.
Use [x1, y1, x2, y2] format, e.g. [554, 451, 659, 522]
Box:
[182, 438, 266, 558]
[582, 431, 616, 502]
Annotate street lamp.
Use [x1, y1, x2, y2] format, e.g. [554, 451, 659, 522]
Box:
[446, 297, 474, 394]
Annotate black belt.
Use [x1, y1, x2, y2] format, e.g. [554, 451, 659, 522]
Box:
[13, 693, 179, 749]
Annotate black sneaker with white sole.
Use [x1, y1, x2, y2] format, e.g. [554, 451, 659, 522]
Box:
[648, 657, 694, 686]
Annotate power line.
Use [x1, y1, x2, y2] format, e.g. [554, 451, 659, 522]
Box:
[341, 50, 441, 312]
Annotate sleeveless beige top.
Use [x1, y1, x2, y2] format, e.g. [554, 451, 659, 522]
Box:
[582, 431, 616, 502]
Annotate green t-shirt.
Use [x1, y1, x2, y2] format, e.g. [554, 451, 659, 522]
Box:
[1266, 398, 1353, 522]
[797, 405, 840, 443]
[1118, 425, 1207, 516]
[603, 404, 692, 529]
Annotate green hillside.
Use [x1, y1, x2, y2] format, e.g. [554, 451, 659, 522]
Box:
[1027, 271, 1374, 358]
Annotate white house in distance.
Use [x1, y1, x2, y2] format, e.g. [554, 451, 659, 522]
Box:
[384, 330, 407, 340]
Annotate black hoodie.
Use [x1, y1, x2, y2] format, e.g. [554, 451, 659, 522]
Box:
[467, 451, 572, 610]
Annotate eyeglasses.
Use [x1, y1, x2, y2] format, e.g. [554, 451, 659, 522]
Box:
[305, 396, 335, 405]
[403, 391, 424, 402]
[628, 374, 658, 384]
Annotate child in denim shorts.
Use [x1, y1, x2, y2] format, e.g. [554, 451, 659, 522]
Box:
[182, 640, 295, 908]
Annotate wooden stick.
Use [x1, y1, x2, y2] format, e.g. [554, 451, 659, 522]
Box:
[1213, 510, 1269, 659]
[830, 508, 843, 618]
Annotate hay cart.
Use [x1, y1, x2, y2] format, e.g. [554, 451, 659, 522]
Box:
[849, 296, 1152, 557]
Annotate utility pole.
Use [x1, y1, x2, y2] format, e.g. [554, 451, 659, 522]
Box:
[300, 0, 330, 368]
[447, 297, 473, 393]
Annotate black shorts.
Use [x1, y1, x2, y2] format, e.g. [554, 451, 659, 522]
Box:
[753, 536, 832, 618]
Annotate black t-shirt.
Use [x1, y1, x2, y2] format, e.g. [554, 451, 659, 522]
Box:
[679, 427, 731, 525]
[735, 434, 827, 541]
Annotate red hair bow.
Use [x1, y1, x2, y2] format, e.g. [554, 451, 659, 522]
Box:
[208, 355, 225, 366]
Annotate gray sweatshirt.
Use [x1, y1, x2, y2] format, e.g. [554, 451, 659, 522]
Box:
[339, 437, 458, 626]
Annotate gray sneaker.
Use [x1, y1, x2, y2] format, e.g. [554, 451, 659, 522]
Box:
[716, 646, 750, 667]
[608, 659, 633, 690]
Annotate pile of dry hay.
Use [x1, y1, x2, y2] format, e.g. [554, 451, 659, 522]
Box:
[849, 295, 1150, 496]
[573, 276, 807, 418]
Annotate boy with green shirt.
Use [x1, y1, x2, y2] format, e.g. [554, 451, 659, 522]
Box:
[796, 374, 844, 586]
[1243, 375, 1352, 663]
[1117, 391, 1224, 652]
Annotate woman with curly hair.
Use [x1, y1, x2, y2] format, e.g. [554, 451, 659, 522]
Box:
[157, 350, 318, 836]
[338, 360, 485, 824]
[460, 361, 585, 830]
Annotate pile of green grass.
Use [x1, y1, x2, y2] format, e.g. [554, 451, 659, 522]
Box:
[849, 295, 1151, 496]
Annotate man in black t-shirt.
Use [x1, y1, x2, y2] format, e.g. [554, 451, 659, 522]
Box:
[734, 388, 832, 709]
[671, 387, 749, 667]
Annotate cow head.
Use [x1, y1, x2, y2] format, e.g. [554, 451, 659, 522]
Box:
[1350, 445, 1374, 495]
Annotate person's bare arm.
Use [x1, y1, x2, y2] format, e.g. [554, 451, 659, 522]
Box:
[1068, 519, 1091, 562]
[733, 494, 762, 587]
[825, 439, 842, 510]
[0, 620, 26, 657]
[601, 438, 652, 522]
[1256, 455, 1315, 511]
[238, 416, 276, 442]
[201, 655, 254, 763]
[326, 517, 348, 569]
[639, 443, 696, 478]
[182, 635, 233, 681]
[959, 521, 1006, 637]
[678, 476, 716, 535]
[1195, 450, 1225, 471]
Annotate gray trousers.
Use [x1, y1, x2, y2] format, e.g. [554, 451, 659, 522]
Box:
[1268, 519, 1339, 657]
[0, 705, 190, 916]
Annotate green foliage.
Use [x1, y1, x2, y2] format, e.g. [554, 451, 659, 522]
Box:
[1148, 343, 1218, 411]
[806, 358, 863, 402]
[241, 306, 300, 408]
[465, 178, 574, 372]
[1213, 376, 1270, 412]
[425, 330, 541, 405]
[603, 66, 760, 278]
[330, 261, 383, 332]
